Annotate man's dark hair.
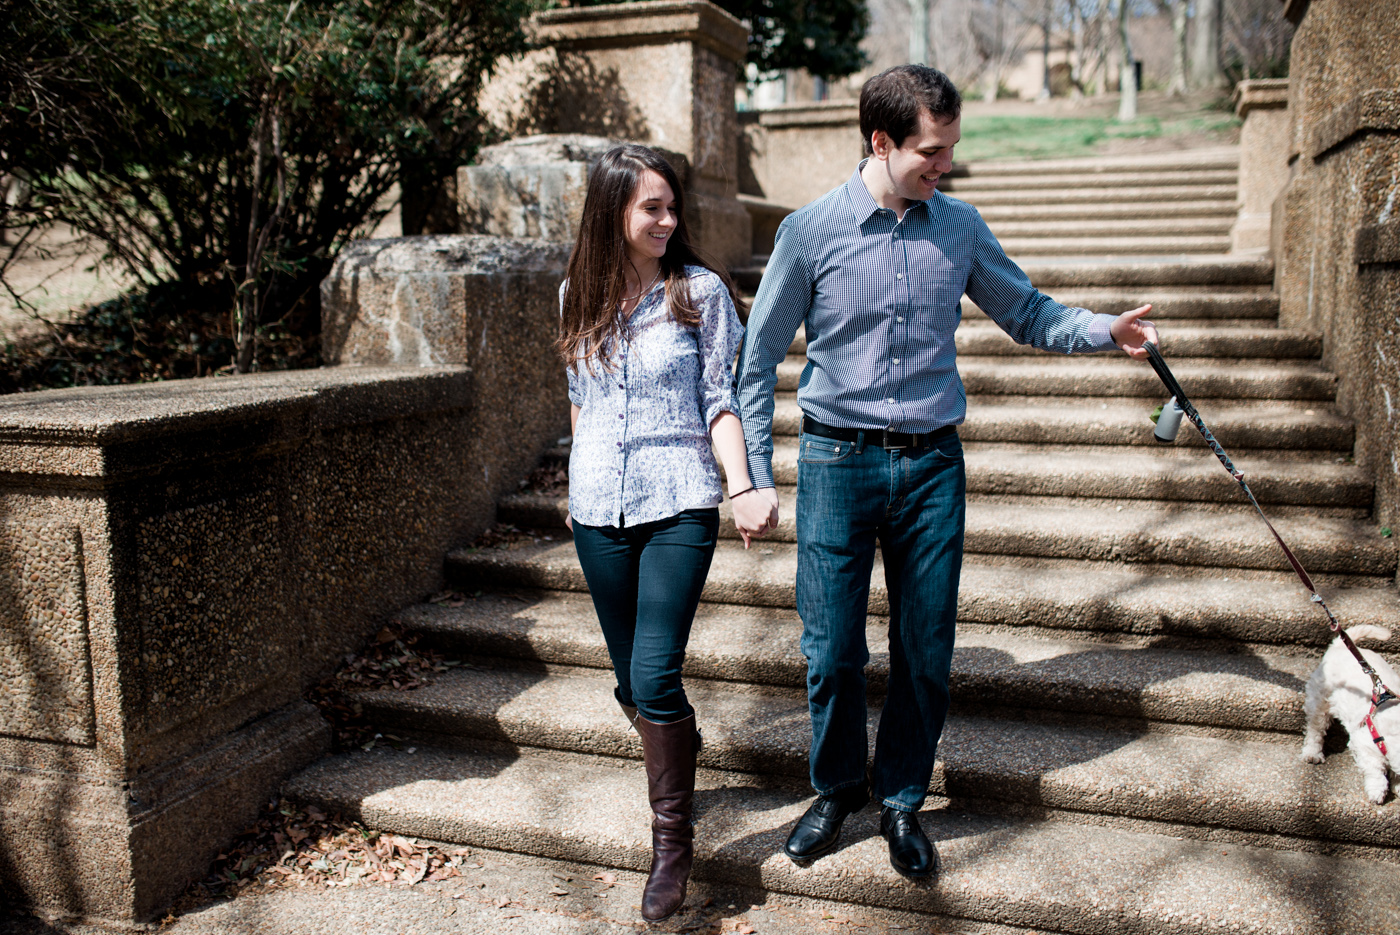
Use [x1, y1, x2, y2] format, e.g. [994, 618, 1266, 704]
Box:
[859, 65, 962, 155]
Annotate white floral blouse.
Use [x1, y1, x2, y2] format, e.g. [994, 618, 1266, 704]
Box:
[565, 266, 744, 528]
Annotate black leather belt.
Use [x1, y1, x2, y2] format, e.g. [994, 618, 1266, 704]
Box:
[801, 416, 956, 450]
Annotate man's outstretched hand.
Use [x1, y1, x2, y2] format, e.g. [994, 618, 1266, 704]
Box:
[1110, 304, 1158, 360]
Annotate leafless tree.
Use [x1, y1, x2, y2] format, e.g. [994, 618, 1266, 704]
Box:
[1117, 0, 1137, 119]
[1154, 0, 1189, 95]
[1222, 0, 1294, 80]
[1191, 0, 1227, 89]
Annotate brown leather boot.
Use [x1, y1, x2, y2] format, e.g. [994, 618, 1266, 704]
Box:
[632, 713, 700, 922]
[617, 699, 639, 732]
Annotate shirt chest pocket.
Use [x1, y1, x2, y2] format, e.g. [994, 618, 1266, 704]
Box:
[907, 272, 965, 334]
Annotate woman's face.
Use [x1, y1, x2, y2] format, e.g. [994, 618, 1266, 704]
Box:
[622, 169, 678, 268]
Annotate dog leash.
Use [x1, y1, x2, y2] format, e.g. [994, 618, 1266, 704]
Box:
[1143, 342, 1399, 753]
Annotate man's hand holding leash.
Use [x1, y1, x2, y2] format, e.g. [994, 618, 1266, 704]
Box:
[1110, 304, 1158, 358]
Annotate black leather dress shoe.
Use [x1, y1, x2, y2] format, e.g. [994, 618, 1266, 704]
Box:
[880, 807, 937, 878]
[783, 785, 870, 862]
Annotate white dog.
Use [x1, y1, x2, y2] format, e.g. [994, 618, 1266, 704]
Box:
[1301, 625, 1400, 804]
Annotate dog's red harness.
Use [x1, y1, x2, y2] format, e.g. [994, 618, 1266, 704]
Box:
[1145, 344, 1399, 750]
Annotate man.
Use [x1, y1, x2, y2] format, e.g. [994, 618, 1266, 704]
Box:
[734, 65, 1158, 878]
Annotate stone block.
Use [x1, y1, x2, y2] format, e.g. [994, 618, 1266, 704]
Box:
[473, 2, 752, 264]
[0, 361, 565, 921]
[1231, 79, 1291, 255]
[739, 103, 862, 209]
[459, 162, 588, 241]
[457, 134, 693, 245]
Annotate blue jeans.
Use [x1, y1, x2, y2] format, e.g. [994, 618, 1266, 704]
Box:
[572, 509, 719, 724]
[795, 428, 965, 812]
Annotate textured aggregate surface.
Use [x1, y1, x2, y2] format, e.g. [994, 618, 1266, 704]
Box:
[287, 744, 1400, 935]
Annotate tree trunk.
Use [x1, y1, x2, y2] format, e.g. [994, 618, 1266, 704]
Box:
[1167, 1, 1188, 95]
[1039, 0, 1052, 100]
[908, 0, 928, 66]
[1070, 0, 1085, 97]
[1117, 0, 1136, 122]
[1190, 0, 1227, 90]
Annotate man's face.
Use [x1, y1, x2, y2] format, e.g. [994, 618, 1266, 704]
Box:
[872, 110, 960, 205]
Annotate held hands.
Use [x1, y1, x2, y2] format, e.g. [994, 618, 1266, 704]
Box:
[732, 485, 780, 549]
[1110, 304, 1159, 360]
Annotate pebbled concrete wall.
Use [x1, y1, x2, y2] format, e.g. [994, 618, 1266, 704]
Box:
[1273, 0, 1400, 536]
[0, 228, 573, 922]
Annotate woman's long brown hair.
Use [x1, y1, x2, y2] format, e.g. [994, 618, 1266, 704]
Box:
[558, 144, 747, 373]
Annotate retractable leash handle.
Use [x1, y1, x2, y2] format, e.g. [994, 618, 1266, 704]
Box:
[1142, 343, 1399, 718]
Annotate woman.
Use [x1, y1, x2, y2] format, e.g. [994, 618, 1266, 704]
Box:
[559, 144, 775, 921]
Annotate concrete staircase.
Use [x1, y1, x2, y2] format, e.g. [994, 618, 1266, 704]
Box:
[286, 149, 1400, 933]
[938, 148, 1241, 256]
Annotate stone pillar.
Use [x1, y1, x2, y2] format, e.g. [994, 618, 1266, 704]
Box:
[1271, 0, 1400, 533]
[1230, 79, 1290, 255]
[476, 1, 752, 268]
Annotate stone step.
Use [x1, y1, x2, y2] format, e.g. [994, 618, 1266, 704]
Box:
[734, 253, 1272, 297]
[449, 540, 1400, 645]
[496, 491, 1393, 575]
[976, 200, 1240, 222]
[344, 662, 1400, 854]
[1019, 258, 1273, 288]
[942, 169, 1240, 192]
[948, 323, 1318, 359]
[770, 396, 1355, 450]
[985, 217, 1235, 238]
[729, 441, 1368, 506]
[950, 185, 1237, 207]
[996, 235, 1233, 256]
[962, 290, 1279, 322]
[396, 591, 1321, 738]
[287, 744, 1400, 935]
[774, 355, 1338, 400]
[949, 149, 1241, 177]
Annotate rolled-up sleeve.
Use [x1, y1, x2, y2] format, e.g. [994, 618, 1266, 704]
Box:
[965, 210, 1116, 354]
[697, 280, 744, 426]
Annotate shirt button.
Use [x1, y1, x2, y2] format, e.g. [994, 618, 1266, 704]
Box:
[896, 273, 903, 280]
[618, 414, 624, 419]
[893, 358, 900, 364]
[897, 316, 905, 323]
[618, 384, 624, 389]
[616, 442, 622, 447]
[887, 397, 895, 404]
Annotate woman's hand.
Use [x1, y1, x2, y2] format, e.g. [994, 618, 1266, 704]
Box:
[564, 511, 573, 532]
[732, 486, 779, 549]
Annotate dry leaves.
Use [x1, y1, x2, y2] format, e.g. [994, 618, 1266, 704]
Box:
[303, 623, 462, 750]
[464, 522, 559, 553]
[521, 464, 569, 496]
[198, 799, 472, 896]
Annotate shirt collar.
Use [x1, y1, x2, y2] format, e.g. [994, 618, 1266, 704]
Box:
[846, 158, 935, 224]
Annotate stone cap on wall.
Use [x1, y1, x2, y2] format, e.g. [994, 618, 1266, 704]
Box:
[535, 0, 747, 63]
[1309, 89, 1400, 159]
[0, 367, 469, 478]
[743, 101, 860, 129]
[1234, 78, 1290, 118]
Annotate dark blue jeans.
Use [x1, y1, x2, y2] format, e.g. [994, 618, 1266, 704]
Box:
[572, 508, 719, 724]
[795, 428, 965, 813]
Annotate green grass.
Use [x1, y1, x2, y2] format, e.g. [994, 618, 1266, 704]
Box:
[954, 112, 1240, 163]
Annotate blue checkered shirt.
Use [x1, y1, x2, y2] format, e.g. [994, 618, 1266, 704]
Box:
[735, 163, 1118, 488]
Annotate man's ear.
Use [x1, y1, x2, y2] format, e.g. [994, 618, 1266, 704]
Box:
[869, 129, 891, 160]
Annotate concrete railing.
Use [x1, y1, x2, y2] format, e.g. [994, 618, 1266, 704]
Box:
[1273, 1, 1400, 536]
[0, 237, 571, 922]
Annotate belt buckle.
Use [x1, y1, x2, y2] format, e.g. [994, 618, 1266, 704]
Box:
[881, 430, 905, 450]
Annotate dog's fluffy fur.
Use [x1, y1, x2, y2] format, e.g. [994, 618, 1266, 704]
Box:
[1301, 625, 1400, 804]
